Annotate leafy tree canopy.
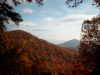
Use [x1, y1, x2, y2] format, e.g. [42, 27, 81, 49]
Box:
[79, 15, 100, 74]
[0, 0, 43, 30]
[66, 0, 100, 7]
[0, 0, 100, 30]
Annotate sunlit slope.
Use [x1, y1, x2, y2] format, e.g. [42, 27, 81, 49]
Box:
[0, 30, 78, 75]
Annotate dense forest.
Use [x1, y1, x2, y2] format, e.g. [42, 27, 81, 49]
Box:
[0, 0, 99, 75]
[1, 16, 100, 75]
[0, 30, 83, 75]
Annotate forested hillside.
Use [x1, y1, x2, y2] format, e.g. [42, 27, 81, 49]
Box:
[0, 30, 80, 75]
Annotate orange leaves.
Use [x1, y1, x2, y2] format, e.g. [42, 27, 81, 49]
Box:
[73, 62, 85, 75]
[74, 62, 85, 71]
[0, 30, 79, 75]
[23, 40, 26, 44]
[21, 55, 32, 67]
[0, 31, 12, 51]
[79, 15, 100, 74]
[29, 39, 33, 42]
[17, 48, 23, 53]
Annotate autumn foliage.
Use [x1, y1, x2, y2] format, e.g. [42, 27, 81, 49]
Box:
[0, 30, 79, 75]
[79, 15, 100, 74]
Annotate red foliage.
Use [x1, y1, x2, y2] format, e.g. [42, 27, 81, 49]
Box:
[0, 30, 78, 75]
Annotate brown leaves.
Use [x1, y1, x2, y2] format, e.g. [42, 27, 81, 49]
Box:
[79, 15, 100, 74]
[0, 30, 78, 75]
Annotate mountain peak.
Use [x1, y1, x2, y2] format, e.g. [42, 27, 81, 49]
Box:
[58, 39, 80, 48]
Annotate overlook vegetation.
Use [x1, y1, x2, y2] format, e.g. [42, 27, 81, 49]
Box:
[0, 30, 81, 75]
[0, 16, 100, 75]
[0, 0, 100, 75]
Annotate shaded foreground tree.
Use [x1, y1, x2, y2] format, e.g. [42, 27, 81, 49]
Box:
[66, 0, 100, 7]
[79, 15, 100, 74]
[0, 0, 100, 30]
[0, 0, 43, 30]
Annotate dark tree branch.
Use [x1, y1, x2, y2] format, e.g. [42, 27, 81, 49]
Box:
[66, 0, 100, 8]
[0, 0, 43, 30]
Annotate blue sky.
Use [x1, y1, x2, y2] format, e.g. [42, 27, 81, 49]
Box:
[7, 0, 100, 44]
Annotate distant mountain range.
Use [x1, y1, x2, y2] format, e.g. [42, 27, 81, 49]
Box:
[58, 39, 80, 50]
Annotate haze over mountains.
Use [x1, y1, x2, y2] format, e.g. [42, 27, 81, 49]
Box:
[58, 39, 80, 50]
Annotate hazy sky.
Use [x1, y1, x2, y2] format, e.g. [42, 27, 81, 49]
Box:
[6, 0, 100, 44]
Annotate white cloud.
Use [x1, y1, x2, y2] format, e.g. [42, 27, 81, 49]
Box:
[42, 18, 53, 21]
[34, 15, 97, 44]
[32, 29, 46, 31]
[59, 15, 96, 23]
[22, 8, 33, 13]
[20, 22, 37, 26]
[6, 21, 37, 31]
